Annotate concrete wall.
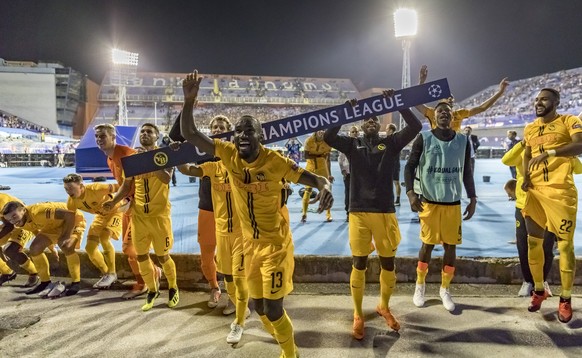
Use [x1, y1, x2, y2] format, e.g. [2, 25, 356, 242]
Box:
[27, 252, 582, 286]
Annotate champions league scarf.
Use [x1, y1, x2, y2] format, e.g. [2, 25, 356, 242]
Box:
[122, 79, 450, 177]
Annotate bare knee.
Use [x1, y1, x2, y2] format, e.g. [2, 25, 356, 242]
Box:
[379, 256, 395, 271]
[157, 254, 169, 264]
[352, 256, 368, 270]
[137, 254, 149, 262]
[264, 298, 284, 322]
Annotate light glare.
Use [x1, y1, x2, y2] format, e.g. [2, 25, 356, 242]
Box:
[394, 8, 418, 38]
[112, 48, 139, 66]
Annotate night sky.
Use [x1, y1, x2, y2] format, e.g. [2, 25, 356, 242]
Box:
[1, 0, 580, 100]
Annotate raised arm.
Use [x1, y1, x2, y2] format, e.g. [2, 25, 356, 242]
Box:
[466, 77, 509, 117]
[180, 70, 215, 156]
[414, 65, 432, 116]
[392, 108, 423, 150]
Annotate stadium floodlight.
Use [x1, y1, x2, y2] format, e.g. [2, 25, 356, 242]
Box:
[111, 48, 139, 126]
[394, 8, 418, 130]
[112, 48, 139, 66]
[393, 9, 418, 38]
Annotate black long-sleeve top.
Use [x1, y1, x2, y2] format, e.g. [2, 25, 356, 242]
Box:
[404, 128, 477, 202]
[169, 111, 214, 211]
[324, 109, 421, 213]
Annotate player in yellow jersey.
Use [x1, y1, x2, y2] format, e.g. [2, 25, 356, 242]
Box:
[0, 193, 40, 288]
[301, 130, 334, 223]
[2, 201, 85, 297]
[176, 115, 250, 344]
[522, 88, 582, 323]
[63, 173, 126, 289]
[181, 70, 333, 358]
[104, 123, 179, 312]
[415, 65, 509, 132]
[502, 140, 557, 297]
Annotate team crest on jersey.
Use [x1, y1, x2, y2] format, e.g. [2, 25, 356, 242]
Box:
[256, 172, 266, 181]
[377, 144, 386, 151]
[548, 124, 555, 131]
[153, 152, 168, 167]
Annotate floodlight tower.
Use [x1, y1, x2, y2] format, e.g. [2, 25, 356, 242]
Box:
[394, 8, 418, 130]
[111, 49, 139, 126]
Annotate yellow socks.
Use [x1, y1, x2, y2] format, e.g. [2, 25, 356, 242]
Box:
[379, 268, 396, 310]
[65, 253, 81, 283]
[527, 235, 545, 291]
[301, 188, 311, 216]
[0, 258, 12, 275]
[20, 258, 37, 275]
[85, 239, 108, 274]
[32, 253, 50, 281]
[100, 235, 116, 273]
[350, 266, 366, 317]
[272, 310, 297, 358]
[234, 277, 249, 325]
[558, 239, 575, 298]
[259, 314, 275, 336]
[441, 265, 455, 289]
[137, 258, 156, 292]
[161, 257, 177, 289]
[416, 261, 428, 284]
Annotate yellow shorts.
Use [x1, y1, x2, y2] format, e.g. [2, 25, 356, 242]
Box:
[88, 213, 123, 240]
[245, 236, 294, 300]
[348, 212, 401, 257]
[40, 215, 86, 249]
[216, 231, 245, 277]
[198, 209, 216, 246]
[131, 214, 173, 256]
[419, 203, 462, 245]
[522, 185, 578, 241]
[0, 227, 34, 247]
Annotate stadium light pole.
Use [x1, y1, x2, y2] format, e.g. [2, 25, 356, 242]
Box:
[394, 8, 418, 130]
[111, 48, 139, 126]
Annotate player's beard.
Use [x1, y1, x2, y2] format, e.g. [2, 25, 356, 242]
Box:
[536, 104, 555, 117]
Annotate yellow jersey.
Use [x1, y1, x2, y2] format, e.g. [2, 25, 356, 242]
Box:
[425, 108, 470, 132]
[214, 139, 304, 244]
[133, 172, 171, 217]
[523, 114, 582, 187]
[67, 183, 117, 215]
[18, 202, 84, 233]
[304, 135, 331, 175]
[501, 142, 527, 209]
[199, 160, 241, 235]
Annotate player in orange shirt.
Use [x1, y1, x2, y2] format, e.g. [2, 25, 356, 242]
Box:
[94, 124, 161, 299]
